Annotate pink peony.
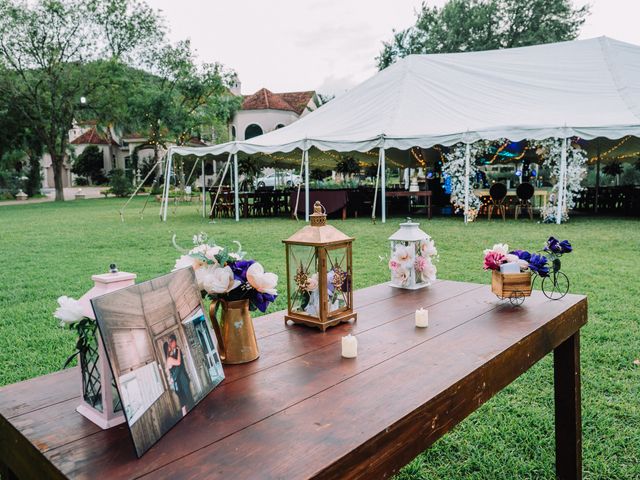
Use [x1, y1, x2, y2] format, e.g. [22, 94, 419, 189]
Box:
[414, 255, 428, 272]
[483, 251, 506, 271]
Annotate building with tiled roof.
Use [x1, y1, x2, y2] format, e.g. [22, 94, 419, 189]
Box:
[230, 85, 319, 141]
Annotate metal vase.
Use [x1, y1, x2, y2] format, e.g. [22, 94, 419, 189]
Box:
[209, 298, 260, 364]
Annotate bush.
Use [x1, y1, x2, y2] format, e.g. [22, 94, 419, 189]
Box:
[108, 169, 133, 197]
[75, 176, 90, 186]
[0, 169, 21, 197]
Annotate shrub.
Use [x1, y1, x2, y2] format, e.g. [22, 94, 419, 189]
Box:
[73, 146, 106, 184]
[108, 169, 133, 197]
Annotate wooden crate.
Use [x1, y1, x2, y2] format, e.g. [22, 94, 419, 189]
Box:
[491, 270, 532, 298]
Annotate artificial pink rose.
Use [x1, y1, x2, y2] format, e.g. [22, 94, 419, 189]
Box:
[483, 251, 506, 271]
[414, 255, 428, 272]
[388, 259, 401, 271]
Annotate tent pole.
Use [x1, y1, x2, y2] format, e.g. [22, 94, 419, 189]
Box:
[210, 153, 232, 218]
[201, 158, 206, 219]
[162, 152, 173, 222]
[293, 151, 305, 220]
[380, 147, 386, 223]
[595, 142, 600, 214]
[371, 152, 382, 221]
[304, 150, 310, 222]
[556, 137, 568, 225]
[233, 153, 240, 222]
[463, 142, 470, 224]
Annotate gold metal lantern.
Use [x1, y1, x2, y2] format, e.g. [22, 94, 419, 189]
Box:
[283, 201, 356, 331]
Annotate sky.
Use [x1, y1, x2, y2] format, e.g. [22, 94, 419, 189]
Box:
[147, 0, 640, 97]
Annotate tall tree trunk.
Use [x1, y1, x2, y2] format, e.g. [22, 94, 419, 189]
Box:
[52, 153, 65, 201]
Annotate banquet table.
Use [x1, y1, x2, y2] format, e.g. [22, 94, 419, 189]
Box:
[0, 280, 586, 479]
[290, 189, 349, 219]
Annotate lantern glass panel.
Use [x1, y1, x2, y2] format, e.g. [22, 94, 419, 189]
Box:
[390, 239, 427, 288]
[288, 244, 319, 318]
[324, 246, 351, 313]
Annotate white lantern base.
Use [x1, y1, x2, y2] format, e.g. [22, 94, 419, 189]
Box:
[389, 281, 431, 290]
[76, 403, 126, 429]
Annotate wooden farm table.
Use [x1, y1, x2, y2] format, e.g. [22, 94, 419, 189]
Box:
[385, 190, 433, 219]
[0, 280, 587, 480]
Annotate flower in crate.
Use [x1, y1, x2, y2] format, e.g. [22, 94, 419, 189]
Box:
[54, 296, 85, 325]
[526, 253, 550, 277]
[484, 243, 509, 256]
[483, 250, 506, 271]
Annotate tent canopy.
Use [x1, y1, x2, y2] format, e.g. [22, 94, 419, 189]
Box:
[171, 36, 640, 160]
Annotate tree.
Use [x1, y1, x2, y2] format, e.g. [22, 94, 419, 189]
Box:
[0, 0, 163, 201]
[335, 156, 361, 181]
[72, 145, 105, 183]
[376, 0, 590, 69]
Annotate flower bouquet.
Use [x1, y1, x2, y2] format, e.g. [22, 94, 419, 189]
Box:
[173, 233, 279, 364]
[173, 232, 278, 312]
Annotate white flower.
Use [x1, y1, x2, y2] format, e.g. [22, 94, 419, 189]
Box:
[194, 264, 218, 291]
[246, 262, 278, 295]
[173, 254, 203, 272]
[54, 296, 85, 325]
[420, 239, 437, 257]
[391, 267, 410, 286]
[484, 243, 509, 256]
[393, 245, 413, 266]
[190, 244, 222, 262]
[505, 254, 529, 271]
[422, 260, 437, 282]
[305, 273, 319, 292]
[202, 266, 240, 294]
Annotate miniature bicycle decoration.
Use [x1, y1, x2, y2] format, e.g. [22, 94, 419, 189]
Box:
[483, 237, 572, 306]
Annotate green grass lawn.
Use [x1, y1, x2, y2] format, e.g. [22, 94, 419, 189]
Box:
[0, 198, 638, 479]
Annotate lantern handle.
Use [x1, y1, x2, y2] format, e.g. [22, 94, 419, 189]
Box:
[313, 201, 326, 215]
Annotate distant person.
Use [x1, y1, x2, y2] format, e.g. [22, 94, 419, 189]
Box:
[165, 334, 194, 415]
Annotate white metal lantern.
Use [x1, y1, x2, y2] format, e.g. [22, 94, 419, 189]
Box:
[388, 218, 437, 290]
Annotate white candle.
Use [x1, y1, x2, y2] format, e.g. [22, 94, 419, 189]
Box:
[341, 334, 358, 358]
[415, 308, 429, 328]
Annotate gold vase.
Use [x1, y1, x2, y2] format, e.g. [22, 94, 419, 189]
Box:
[209, 298, 259, 364]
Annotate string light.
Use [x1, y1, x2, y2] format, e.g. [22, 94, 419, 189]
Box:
[588, 135, 632, 163]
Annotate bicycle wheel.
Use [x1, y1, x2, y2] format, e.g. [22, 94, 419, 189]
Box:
[542, 271, 569, 300]
[509, 290, 525, 306]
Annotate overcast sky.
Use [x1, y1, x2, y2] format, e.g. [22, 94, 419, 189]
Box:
[147, 0, 640, 96]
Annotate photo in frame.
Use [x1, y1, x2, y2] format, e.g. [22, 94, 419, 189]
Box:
[91, 268, 224, 457]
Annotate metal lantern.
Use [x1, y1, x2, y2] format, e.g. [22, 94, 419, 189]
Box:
[388, 218, 435, 290]
[283, 201, 356, 331]
[76, 265, 136, 429]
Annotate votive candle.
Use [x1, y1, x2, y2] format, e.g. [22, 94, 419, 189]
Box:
[415, 308, 429, 328]
[341, 334, 358, 358]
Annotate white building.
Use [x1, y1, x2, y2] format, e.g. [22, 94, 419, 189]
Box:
[230, 87, 319, 141]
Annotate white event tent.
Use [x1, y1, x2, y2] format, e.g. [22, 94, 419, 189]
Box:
[167, 36, 640, 224]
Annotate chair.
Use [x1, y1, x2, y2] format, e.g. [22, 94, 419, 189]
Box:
[514, 182, 535, 220]
[487, 183, 508, 221]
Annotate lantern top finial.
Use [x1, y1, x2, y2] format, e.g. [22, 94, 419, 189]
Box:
[309, 201, 327, 227]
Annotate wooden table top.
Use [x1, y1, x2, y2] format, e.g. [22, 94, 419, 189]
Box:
[0, 280, 587, 480]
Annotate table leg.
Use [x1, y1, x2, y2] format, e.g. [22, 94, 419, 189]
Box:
[554, 332, 582, 480]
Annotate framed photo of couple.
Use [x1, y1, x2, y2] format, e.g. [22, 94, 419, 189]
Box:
[92, 268, 225, 457]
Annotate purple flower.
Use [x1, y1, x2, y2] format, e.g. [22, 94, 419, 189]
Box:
[510, 250, 531, 262]
[545, 237, 572, 255]
[528, 253, 549, 277]
[230, 260, 255, 282]
[252, 291, 277, 312]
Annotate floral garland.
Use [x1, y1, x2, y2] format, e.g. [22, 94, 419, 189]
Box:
[533, 138, 587, 223]
[442, 140, 501, 221]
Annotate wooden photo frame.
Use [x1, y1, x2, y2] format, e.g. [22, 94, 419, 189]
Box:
[92, 268, 224, 457]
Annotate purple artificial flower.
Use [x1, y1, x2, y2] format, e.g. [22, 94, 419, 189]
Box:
[251, 291, 277, 312]
[510, 249, 531, 262]
[545, 237, 572, 255]
[527, 253, 549, 277]
[230, 259, 255, 283]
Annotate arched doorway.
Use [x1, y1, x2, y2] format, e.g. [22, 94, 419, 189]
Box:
[245, 124, 263, 140]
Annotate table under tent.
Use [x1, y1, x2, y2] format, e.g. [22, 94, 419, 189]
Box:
[164, 36, 640, 225]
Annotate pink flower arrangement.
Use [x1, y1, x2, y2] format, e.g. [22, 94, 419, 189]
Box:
[483, 250, 506, 271]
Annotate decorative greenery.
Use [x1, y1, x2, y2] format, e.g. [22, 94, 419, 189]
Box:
[377, 0, 590, 69]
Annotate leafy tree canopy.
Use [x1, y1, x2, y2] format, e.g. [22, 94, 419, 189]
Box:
[377, 0, 590, 69]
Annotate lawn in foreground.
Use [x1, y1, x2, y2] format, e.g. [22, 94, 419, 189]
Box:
[0, 198, 638, 479]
